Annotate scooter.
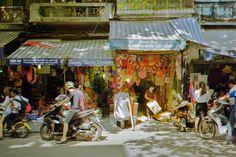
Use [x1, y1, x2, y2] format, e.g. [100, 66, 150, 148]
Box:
[197, 99, 235, 139]
[0, 107, 31, 138]
[174, 101, 195, 132]
[40, 95, 103, 141]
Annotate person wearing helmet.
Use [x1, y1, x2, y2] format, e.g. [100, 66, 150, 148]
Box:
[57, 81, 82, 144]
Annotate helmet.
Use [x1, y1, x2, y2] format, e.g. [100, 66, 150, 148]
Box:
[65, 81, 75, 89]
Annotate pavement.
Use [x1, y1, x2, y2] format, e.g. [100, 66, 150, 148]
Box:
[1, 116, 236, 157]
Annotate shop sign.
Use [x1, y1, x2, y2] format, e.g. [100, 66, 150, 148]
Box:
[110, 39, 186, 51]
[69, 59, 113, 66]
[8, 58, 60, 65]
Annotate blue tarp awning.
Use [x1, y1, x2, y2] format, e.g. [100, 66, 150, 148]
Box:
[109, 17, 206, 51]
[7, 40, 114, 66]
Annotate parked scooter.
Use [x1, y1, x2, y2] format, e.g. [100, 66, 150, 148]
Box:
[174, 101, 195, 132]
[197, 99, 235, 139]
[40, 95, 103, 141]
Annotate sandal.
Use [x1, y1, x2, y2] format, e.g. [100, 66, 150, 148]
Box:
[56, 140, 67, 144]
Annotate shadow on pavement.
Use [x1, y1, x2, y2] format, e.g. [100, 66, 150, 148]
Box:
[125, 120, 236, 157]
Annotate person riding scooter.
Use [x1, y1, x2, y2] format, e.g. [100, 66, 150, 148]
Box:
[219, 79, 236, 144]
[4, 88, 29, 133]
[56, 81, 84, 144]
[0, 86, 12, 140]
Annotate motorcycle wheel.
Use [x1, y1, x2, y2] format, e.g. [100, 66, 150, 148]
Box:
[199, 120, 216, 139]
[90, 123, 102, 141]
[40, 124, 54, 141]
[15, 123, 29, 138]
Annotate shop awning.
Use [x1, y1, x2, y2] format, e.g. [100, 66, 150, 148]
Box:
[109, 18, 205, 51]
[109, 20, 186, 51]
[0, 31, 21, 59]
[202, 29, 236, 59]
[7, 40, 114, 66]
[169, 18, 207, 46]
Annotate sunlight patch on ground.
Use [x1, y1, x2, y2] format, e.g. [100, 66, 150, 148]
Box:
[9, 142, 35, 149]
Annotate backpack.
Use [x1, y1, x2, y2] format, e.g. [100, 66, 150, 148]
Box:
[13, 96, 32, 114]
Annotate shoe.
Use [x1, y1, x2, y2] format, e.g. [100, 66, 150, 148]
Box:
[0, 137, 4, 140]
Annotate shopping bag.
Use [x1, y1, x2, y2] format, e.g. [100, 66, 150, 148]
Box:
[146, 100, 162, 114]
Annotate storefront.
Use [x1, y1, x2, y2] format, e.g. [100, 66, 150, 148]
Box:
[7, 39, 114, 110]
[109, 17, 206, 114]
[191, 29, 236, 94]
[0, 31, 22, 92]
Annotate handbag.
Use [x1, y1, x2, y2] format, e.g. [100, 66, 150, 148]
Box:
[146, 100, 162, 114]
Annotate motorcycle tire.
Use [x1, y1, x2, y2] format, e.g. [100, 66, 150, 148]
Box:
[14, 123, 29, 138]
[199, 120, 216, 139]
[40, 124, 54, 141]
[90, 123, 102, 141]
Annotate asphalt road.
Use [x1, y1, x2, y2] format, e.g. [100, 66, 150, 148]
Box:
[0, 117, 236, 157]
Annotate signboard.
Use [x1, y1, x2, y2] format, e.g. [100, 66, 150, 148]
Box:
[109, 39, 186, 51]
[37, 66, 51, 74]
[69, 59, 113, 66]
[7, 58, 61, 66]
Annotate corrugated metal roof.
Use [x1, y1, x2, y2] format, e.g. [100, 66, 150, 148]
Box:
[7, 40, 114, 66]
[169, 18, 207, 46]
[110, 20, 181, 40]
[109, 20, 186, 51]
[0, 31, 21, 47]
[202, 29, 236, 59]
[195, 0, 236, 2]
[202, 29, 236, 51]
[109, 17, 206, 51]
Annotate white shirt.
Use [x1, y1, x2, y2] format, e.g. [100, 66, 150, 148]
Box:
[12, 95, 29, 114]
[2, 96, 10, 109]
[195, 89, 210, 103]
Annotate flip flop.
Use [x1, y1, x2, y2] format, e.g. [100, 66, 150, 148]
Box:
[56, 140, 67, 144]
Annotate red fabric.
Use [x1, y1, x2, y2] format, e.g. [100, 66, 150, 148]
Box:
[26, 67, 33, 82]
[188, 80, 195, 105]
[23, 41, 57, 48]
[76, 68, 82, 83]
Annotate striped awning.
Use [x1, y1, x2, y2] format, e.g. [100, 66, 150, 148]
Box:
[109, 17, 206, 51]
[202, 29, 236, 59]
[0, 31, 21, 59]
[169, 18, 207, 46]
[109, 20, 186, 51]
[0, 31, 21, 47]
[7, 40, 114, 66]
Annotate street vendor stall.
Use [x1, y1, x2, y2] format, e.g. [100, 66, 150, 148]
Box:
[7, 39, 115, 112]
[109, 17, 206, 120]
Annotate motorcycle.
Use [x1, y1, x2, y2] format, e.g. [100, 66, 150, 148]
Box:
[0, 106, 31, 138]
[39, 96, 103, 141]
[197, 99, 235, 139]
[174, 101, 195, 132]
